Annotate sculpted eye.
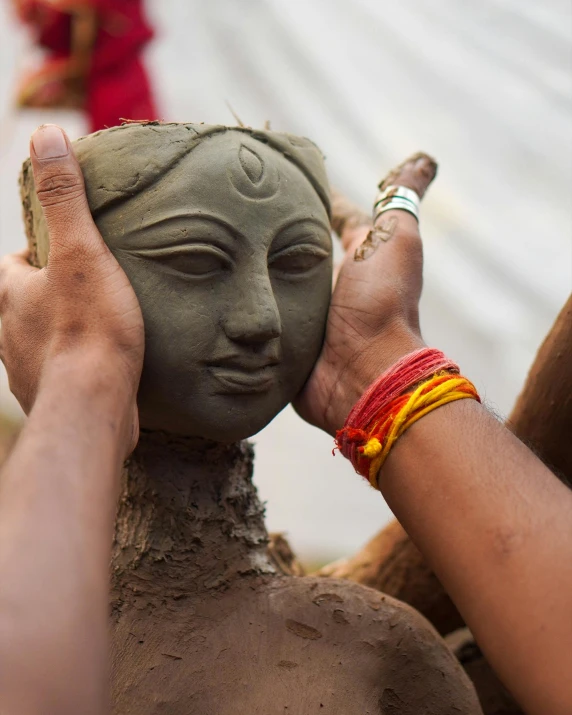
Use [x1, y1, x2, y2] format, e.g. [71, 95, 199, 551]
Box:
[269, 244, 330, 275]
[142, 245, 232, 278]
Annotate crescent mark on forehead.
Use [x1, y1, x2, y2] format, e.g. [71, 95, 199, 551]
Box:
[228, 143, 280, 200]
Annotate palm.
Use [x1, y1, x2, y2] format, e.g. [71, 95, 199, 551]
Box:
[294, 153, 437, 435]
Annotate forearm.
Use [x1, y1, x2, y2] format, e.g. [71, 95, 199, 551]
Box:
[0, 352, 131, 714]
[380, 398, 572, 715]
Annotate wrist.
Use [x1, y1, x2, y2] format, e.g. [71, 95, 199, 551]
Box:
[42, 343, 135, 390]
[377, 398, 484, 501]
[38, 347, 138, 454]
[325, 331, 425, 435]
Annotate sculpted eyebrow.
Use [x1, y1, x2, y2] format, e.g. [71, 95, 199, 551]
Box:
[137, 212, 238, 237]
[276, 217, 331, 235]
[115, 212, 240, 250]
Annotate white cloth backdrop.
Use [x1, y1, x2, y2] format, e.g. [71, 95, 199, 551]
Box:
[0, 0, 571, 561]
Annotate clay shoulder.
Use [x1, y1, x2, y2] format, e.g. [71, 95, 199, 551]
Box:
[266, 574, 442, 637]
[266, 575, 483, 713]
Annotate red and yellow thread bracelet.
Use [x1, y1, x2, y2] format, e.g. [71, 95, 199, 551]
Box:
[335, 348, 481, 488]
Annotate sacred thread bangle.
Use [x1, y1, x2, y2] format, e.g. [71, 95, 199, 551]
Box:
[335, 348, 481, 489]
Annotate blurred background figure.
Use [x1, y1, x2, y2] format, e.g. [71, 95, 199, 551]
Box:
[1, 0, 571, 565]
[10, 0, 158, 131]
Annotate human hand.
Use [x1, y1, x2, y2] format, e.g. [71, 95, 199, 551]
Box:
[295, 153, 437, 435]
[16, 58, 86, 110]
[0, 124, 144, 453]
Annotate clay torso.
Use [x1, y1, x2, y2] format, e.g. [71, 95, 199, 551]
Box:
[109, 433, 482, 715]
[111, 576, 480, 715]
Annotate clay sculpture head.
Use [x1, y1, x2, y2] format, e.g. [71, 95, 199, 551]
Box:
[21, 123, 333, 441]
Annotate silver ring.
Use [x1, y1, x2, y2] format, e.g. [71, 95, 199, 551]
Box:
[375, 200, 419, 222]
[373, 185, 420, 222]
[374, 185, 420, 208]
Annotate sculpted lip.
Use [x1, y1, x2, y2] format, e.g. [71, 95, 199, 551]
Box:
[207, 362, 278, 394]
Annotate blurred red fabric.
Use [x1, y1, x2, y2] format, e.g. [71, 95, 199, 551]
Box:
[14, 0, 157, 131]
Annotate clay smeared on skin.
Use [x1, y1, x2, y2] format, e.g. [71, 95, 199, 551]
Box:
[354, 218, 398, 261]
[378, 151, 438, 199]
[332, 152, 436, 263]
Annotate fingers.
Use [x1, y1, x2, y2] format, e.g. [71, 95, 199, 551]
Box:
[354, 153, 439, 258]
[331, 189, 372, 251]
[332, 153, 437, 260]
[0, 250, 36, 310]
[340, 154, 439, 316]
[378, 152, 437, 200]
[0, 251, 36, 367]
[30, 124, 104, 262]
[0, 249, 35, 275]
[362, 153, 438, 263]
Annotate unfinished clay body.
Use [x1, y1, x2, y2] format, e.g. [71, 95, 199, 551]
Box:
[21, 123, 333, 440]
[109, 432, 482, 714]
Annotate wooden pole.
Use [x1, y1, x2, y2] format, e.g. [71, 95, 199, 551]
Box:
[507, 294, 572, 483]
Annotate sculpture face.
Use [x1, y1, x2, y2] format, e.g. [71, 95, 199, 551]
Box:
[96, 131, 332, 440]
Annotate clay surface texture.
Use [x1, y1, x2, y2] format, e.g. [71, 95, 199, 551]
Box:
[109, 432, 482, 714]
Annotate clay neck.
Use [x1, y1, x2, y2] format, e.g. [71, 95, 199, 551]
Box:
[111, 431, 276, 599]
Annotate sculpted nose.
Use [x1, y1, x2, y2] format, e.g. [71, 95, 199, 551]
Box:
[223, 276, 281, 343]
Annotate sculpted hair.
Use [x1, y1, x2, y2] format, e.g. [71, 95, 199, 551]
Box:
[22, 122, 331, 266]
[77, 122, 330, 216]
